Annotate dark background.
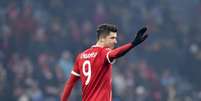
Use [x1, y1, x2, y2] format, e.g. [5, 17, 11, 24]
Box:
[0, 0, 201, 101]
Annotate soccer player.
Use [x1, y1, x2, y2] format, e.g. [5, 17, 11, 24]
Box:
[61, 23, 148, 101]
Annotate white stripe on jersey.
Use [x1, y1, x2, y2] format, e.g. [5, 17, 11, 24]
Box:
[106, 51, 116, 64]
[71, 71, 80, 76]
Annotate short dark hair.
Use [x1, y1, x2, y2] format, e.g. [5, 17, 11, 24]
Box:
[96, 23, 118, 39]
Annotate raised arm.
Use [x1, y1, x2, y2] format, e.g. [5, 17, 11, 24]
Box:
[108, 27, 148, 60]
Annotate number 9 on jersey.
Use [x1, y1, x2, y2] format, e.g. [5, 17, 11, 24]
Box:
[82, 60, 91, 85]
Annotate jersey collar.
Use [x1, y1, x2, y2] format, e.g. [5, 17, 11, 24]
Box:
[91, 45, 104, 48]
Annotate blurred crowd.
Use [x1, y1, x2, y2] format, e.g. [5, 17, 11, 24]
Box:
[0, 0, 201, 101]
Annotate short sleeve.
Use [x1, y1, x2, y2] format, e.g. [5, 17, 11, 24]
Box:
[71, 55, 80, 77]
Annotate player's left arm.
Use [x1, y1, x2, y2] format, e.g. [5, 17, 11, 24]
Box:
[108, 27, 148, 61]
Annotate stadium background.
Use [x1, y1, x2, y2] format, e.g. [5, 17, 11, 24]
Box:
[0, 0, 201, 101]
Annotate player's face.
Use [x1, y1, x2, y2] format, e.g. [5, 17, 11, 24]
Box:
[104, 32, 117, 49]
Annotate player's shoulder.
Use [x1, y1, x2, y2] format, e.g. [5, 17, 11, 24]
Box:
[91, 45, 111, 51]
[104, 47, 111, 51]
[78, 45, 111, 57]
[78, 46, 97, 56]
[83, 45, 104, 52]
[76, 46, 99, 60]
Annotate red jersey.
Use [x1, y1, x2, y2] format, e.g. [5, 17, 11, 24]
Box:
[71, 45, 115, 101]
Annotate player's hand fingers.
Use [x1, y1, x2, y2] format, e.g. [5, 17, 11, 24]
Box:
[136, 27, 147, 37]
[142, 34, 148, 41]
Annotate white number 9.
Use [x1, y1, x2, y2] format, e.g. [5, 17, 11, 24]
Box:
[82, 60, 91, 85]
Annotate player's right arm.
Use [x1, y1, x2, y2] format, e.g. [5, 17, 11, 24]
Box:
[61, 55, 80, 101]
[108, 27, 148, 61]
[61, 74, 79, 101]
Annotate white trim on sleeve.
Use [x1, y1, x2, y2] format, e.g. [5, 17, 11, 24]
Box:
[106, 51, 116, 64]
[71, 71, 80, 76]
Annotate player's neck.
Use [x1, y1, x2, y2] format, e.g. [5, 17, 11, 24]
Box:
[96, 41, 105, 47]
